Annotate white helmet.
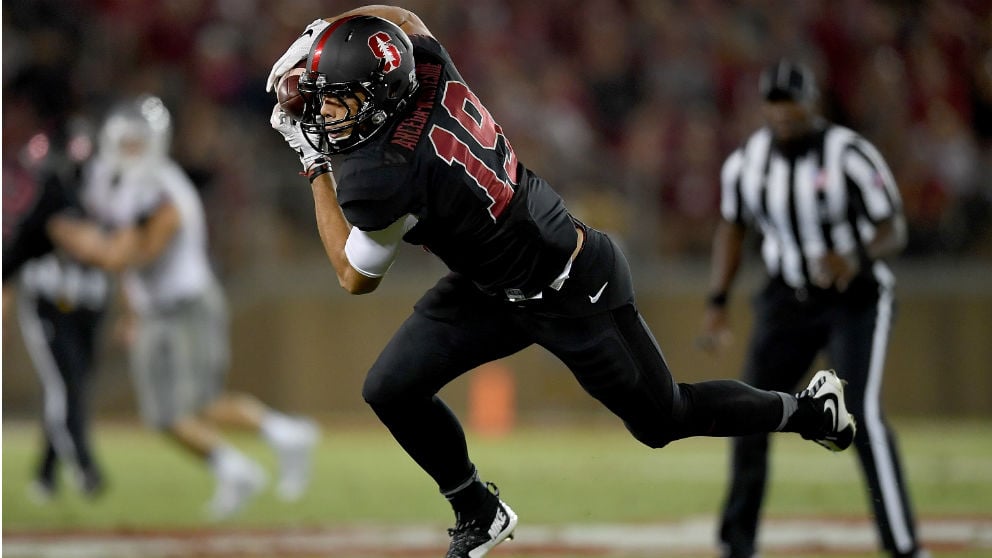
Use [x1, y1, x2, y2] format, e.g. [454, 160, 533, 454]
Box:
[98, 94, 172, 172]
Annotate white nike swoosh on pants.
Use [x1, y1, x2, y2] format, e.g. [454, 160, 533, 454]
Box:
[589, 282, 608, 303]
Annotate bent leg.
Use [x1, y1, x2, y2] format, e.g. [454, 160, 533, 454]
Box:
[362, 276, 529, 493]
[201, 392, 267, 429]
[536, 304, 788, 448]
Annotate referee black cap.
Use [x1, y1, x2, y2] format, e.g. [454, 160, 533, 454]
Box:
[759, 59, 818, 103]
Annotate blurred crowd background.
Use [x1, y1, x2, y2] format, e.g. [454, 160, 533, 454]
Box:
[5, 0, 991, 278]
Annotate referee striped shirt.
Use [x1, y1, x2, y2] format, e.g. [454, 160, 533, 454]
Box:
[720, 124, 903, 289]
[19, 253, 110, 311]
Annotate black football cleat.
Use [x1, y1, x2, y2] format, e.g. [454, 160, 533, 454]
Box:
[445, 483, 518, 558]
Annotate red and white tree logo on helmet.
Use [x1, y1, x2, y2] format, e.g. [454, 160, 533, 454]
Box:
[368, 32, 401, 73]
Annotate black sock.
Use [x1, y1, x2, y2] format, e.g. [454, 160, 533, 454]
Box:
[783, 395, 824, 437]
[443, 470, 491, 521]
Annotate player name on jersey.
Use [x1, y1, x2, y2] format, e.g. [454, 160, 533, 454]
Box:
[390, 62, 442, 151]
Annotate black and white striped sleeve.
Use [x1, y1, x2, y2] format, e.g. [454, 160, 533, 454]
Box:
[719, 148, 747, 225]
[842, 136, 902, 224]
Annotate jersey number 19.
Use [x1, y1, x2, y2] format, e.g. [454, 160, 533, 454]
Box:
[429, 81, 519, 221]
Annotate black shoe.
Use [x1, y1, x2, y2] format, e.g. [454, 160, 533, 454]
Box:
[78, 468, 107, 499]
[445, 483, 518, 558]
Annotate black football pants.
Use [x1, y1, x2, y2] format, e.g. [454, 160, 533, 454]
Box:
[362, 228, 787, 495]
[17, 295, 103, 483]
[718, 277, 921, 558]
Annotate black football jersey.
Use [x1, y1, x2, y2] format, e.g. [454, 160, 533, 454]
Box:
[2, 163, 74, 283]
[332, 35, 578, 298]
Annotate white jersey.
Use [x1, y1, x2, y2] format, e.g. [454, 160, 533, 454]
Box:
[81, 156, 215, 312]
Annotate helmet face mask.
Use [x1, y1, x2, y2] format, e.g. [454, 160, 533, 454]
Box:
[298, 16, 418, 155]
[298, 77, 384, 154]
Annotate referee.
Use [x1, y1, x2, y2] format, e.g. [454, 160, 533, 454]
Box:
[17, 252, 109, 499]
[4, 115, 111, 499]
[700, 60, 928, 558]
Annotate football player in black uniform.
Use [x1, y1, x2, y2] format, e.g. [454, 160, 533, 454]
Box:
[267, 6, 857, 557]
[3, 141, 75, 286]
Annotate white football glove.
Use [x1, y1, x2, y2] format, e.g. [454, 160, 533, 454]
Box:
[266, 19, 330, 92]
[270, 104, 324, 172]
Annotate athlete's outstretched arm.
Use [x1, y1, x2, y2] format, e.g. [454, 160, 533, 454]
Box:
[47, 202, 180, 273]
[323, 5, 432, 37]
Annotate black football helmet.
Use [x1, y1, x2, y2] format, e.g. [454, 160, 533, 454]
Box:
[298, 15, 419, 154]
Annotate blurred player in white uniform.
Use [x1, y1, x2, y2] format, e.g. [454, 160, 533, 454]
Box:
[50, 95, 320, 519]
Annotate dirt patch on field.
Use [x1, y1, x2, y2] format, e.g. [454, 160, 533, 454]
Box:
[4, 516, 991, 557]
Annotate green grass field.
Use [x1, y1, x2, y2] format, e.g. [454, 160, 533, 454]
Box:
[3, 418, 991, 557]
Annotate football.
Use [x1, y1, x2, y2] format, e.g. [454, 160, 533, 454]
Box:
[276, 67, 307, 121]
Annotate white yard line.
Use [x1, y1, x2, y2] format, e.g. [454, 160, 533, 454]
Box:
[4, 517, 991, 557]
